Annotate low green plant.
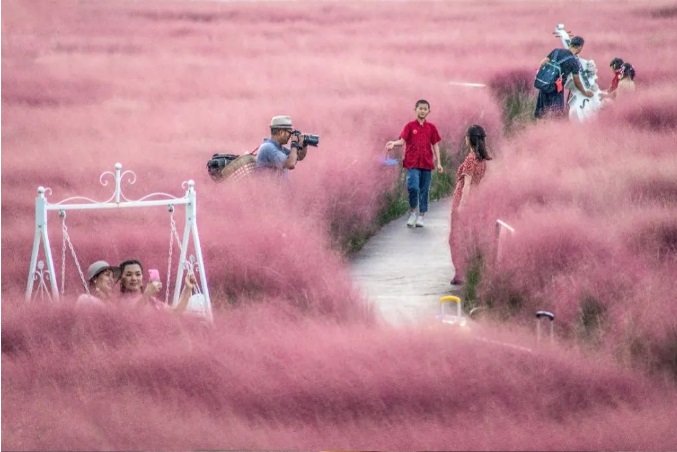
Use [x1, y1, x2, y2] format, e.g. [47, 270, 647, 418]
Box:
[503, 91, 536, 135]
[488, 69, 537, 136]
[461, 252, 482, 313]
[657, 328, 677, 379]
[339, 227, 376, 255]
[376, 170, 409, 226]
[577, 295, 606, 346]
[429, 144, 456, 201]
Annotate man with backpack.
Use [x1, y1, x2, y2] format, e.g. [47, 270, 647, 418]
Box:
[534, 35, 593, 119]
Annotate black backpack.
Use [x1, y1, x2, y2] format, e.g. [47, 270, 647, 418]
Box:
[534, 50, 575, 94]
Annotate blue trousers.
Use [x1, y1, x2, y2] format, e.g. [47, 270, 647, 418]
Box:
[406, 168, 432, 214]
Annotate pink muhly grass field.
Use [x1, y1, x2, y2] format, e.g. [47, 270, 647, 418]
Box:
[459, 94, 677, 375]
[3, 303, 677, 451]
[3, 0, 677, 450]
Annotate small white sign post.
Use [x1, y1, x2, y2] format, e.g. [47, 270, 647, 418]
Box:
[495, 219, 516, 264]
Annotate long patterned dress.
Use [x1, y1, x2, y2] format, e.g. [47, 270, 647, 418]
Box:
[449, 152, 487, 279]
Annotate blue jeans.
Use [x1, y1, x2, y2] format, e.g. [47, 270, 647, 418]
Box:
[406, 168, 432, 214]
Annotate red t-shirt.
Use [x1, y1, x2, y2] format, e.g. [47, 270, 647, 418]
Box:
[399, 120, 441, 170]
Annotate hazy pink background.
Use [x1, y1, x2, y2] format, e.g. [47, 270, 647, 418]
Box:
[3, 1, 677, 450]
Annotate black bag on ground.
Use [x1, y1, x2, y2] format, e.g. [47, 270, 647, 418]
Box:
[534, 50, 575, 94]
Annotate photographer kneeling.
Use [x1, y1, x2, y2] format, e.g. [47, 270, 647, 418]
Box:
[256, 115, 316, 176]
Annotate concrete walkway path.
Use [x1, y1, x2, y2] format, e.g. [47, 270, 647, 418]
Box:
[350, 198, 460, 326]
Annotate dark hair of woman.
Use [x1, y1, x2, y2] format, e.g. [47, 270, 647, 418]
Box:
[118, 259, 144, 293]
[610, 58, 624, 71]
[621, 62, 635, 80]
[467, 124, 492, 161]
[88, 278, 99, 291]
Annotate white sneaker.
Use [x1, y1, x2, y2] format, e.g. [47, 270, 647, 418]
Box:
[415, 215, 425, 228]
[406, 212, 418, 228]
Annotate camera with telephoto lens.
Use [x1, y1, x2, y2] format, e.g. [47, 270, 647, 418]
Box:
[291, 130, 320, 147]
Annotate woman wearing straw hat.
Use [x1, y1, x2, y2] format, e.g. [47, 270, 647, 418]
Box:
[255, 115, 307, 175]
[76, 260, 121, 307]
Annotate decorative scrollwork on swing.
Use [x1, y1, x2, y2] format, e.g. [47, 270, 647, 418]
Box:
[99, 163, 137, 203]
[32, 260, 55, 303]
[47, 163, 186, 206]
[184, 255, 200, 276]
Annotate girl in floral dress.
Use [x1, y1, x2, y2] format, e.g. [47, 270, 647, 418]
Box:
[450, 125, 491, 285]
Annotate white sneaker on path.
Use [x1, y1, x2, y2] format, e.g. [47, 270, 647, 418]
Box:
[415, 215, 425, 228]
[406, 212, 418, 228]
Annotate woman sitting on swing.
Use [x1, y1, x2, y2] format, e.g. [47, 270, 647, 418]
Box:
[76, 260, 121, 307]
[118, 259, 197, 313]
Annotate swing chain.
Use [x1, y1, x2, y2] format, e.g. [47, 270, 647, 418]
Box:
[61, 213, 66, 295]
[60, 210, 90, 295]
[165, 205, 200, 304]
[165, 205, 189, 305]
[165, 205, 175, 305]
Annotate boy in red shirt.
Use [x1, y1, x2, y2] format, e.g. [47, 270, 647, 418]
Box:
[386, 99, 444, 228]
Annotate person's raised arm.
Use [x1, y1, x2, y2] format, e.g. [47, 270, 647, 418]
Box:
[600, 89, 616, 101]
[386, 138, 405, 150]
[138, 281, 162, 307]
[285, 135, 301, 169]
[284, 146, 299, 169]
[172, 273, 197, 314]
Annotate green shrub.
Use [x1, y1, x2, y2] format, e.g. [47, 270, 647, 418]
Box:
[488, 69, 537, 135]
[576, 295, 606, 346]
[462, 251, 483, 312]
[503, 91, 536, 135]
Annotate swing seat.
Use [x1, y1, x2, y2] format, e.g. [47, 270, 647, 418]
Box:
[184, 293, 209, 319]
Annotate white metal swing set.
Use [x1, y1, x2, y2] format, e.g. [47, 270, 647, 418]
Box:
[25, 163, 213, 322]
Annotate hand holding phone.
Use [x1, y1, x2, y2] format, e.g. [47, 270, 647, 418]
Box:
[148, 269, 161, 282]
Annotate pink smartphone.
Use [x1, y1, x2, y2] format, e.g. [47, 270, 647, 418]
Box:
[148, 269, 160, 282]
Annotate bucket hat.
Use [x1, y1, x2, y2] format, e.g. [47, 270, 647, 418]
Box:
[270, 115, 293, 129]
[87, 260, 121, 282]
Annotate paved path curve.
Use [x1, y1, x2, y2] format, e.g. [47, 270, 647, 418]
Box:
[350, 198, 459, 326]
